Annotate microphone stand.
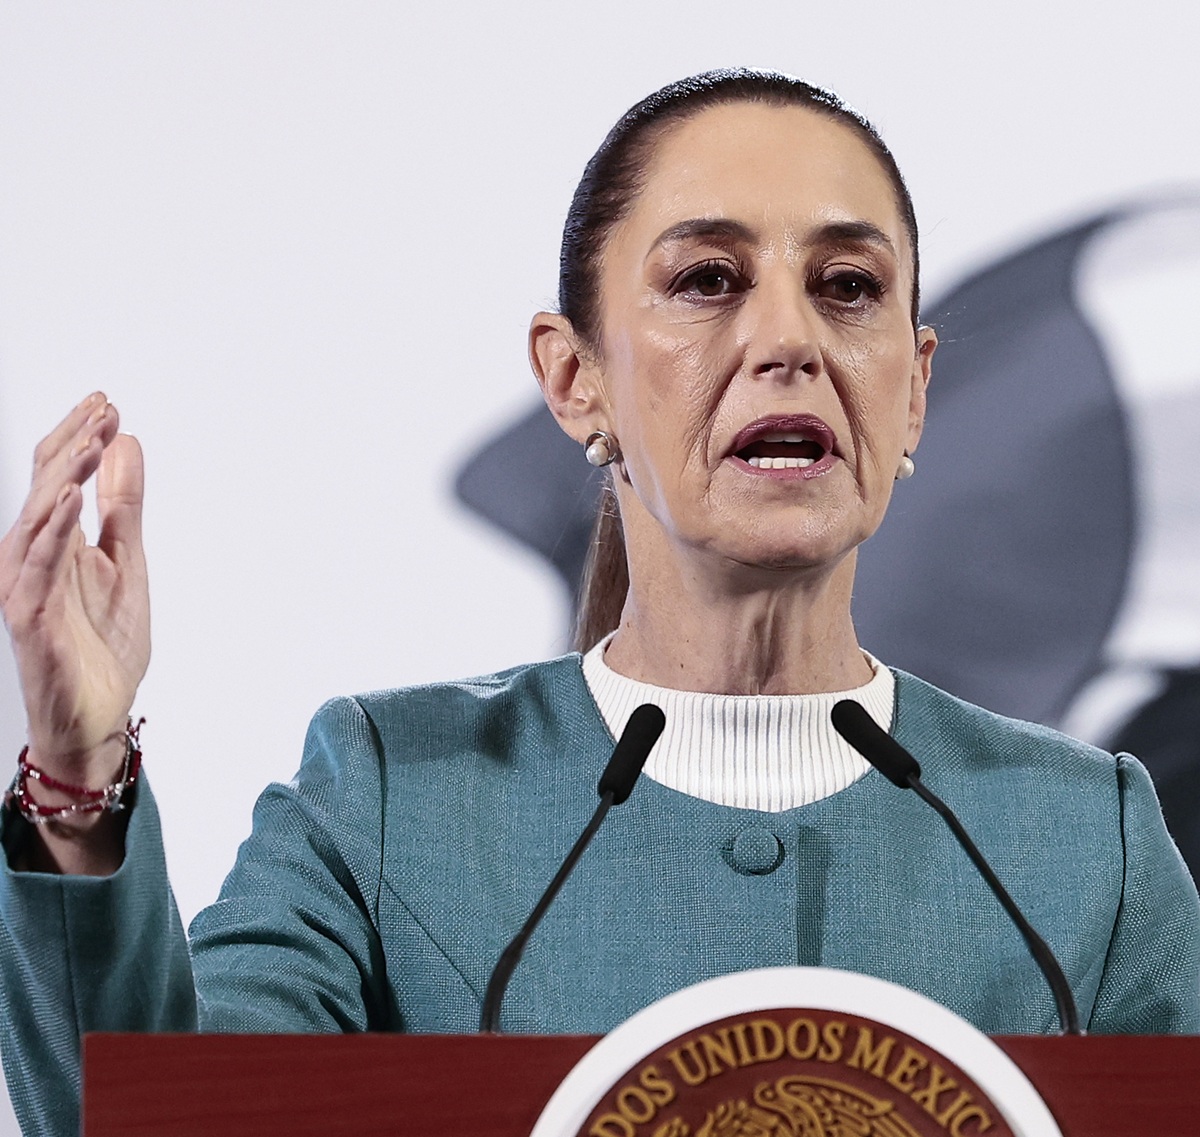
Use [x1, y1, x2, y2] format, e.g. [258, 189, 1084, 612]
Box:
[479, 703, 665, 1033]
[831, 699, 1082, 1036]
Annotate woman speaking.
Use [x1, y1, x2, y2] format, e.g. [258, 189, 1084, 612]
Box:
[1, 69, 1196, 1136]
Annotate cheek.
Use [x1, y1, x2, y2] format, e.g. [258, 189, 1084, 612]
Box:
[611, 322, 733, 462]
[842, 335, 916, 429]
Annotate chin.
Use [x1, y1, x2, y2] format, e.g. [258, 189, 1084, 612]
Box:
[713, 531, 860, 576]
[706, 506, 867, 574]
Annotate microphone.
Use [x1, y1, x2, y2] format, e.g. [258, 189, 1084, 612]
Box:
[479, 702, 666, 1033]
[830, 699, 1082, 1036]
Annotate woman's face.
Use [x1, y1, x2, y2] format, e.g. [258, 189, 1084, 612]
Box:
[588, 101, 935, 575]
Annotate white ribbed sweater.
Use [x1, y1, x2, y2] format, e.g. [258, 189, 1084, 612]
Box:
[581, 636, 894, 812]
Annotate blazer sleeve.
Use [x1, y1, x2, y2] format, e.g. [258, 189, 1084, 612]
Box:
[0, 695, 390, 1137]
[0, 778, 196, 1137]
[1088, 753, 1200, 1033]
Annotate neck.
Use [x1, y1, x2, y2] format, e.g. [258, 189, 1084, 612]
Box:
[604, 535, 870, 697]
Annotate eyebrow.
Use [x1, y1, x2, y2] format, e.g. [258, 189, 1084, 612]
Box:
[647, 216, 897, 258]
[648, 218, 758, 256]
[813, 220, 897, 256]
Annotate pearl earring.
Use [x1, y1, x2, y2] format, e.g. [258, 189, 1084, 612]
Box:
[585, 431, 618, 468]
[896, 453, 915, 480]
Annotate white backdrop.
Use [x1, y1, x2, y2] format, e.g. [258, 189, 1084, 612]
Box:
[1, 1, 1198, 1131]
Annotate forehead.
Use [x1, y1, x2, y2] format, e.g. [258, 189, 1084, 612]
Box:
[618, 101, 907, 257]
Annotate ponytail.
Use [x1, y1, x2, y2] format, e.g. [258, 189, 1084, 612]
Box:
[572, 478, 629, 652]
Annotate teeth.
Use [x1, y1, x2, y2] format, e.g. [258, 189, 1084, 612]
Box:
[759, 433, 813, 443]
[747, 455, 817, 469]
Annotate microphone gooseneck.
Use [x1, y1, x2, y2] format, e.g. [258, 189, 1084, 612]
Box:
[479, 703, 666, 1033]
[831, 699, 1082, 1036]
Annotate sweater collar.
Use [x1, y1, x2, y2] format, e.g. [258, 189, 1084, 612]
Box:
[581, 634, 895, 812]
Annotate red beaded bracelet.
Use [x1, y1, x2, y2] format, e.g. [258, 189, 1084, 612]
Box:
[5, 718, 144, 824]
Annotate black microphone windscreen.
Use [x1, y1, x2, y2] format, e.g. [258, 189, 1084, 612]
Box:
[597, 703, 665, 804]
[830, 699, 921, 787]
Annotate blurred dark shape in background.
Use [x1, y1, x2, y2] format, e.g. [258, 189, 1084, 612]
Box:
[458, 405, 607, 610]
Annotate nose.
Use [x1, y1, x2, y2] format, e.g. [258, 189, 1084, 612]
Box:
[745, 275, 823, 381]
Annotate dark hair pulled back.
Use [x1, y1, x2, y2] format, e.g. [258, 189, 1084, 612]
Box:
[565, 68, 921, 652]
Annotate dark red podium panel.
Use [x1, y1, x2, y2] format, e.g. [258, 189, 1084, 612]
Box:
[83, 1032, 1200, 1136]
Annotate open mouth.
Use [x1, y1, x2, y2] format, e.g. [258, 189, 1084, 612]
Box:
[727, 415, 838, 474]
[735, 434, 827, 469]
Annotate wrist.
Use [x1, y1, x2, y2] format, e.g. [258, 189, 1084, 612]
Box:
[8, 718, 143, 826]
[23, 735, 127, 789]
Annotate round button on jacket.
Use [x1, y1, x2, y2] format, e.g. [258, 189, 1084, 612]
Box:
[725, 827, 785, 875]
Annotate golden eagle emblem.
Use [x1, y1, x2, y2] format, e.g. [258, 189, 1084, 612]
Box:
[650, 1074, 923, 1137]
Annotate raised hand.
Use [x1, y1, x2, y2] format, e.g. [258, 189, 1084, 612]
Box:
[0, 394, 150, 870]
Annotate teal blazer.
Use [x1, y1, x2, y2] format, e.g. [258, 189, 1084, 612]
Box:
[2, 659, 1197, 1136]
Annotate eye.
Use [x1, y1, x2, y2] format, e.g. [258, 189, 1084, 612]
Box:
[673, 259, 747, 299]
[816, 270, 884, 306]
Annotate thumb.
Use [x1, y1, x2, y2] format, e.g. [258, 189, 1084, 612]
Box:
[97, 433, 145, 562]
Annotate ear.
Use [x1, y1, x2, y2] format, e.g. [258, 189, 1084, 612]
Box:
[529, 312, 610, 445]
[904, 324, 937, 453]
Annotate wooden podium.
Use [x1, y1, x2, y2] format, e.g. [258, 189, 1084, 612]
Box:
[83, 1032, 1200, 1136]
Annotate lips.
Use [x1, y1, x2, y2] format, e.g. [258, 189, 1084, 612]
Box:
[726, 414, 839, 475]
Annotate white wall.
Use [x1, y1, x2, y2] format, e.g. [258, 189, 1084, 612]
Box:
[0, 1, 1198, 1131]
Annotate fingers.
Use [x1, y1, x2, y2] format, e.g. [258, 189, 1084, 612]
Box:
[3, 397, 121, 581]
[3, 483, 84, 636]
[35, 396, 120, 495]
[97, 434, 145, 565]
[31, 392, 107, 476]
